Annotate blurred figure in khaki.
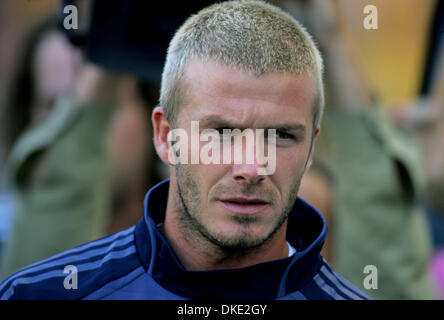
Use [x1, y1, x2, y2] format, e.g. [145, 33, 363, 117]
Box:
[274, 0, 440, 299]
[0, 15, 82, 173]
[0, 14, 156, 278]
[0, 15, 85, 276]
[391, 4, 444, 297]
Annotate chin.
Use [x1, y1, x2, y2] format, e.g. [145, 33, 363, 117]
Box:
[208, 225, 269, 250]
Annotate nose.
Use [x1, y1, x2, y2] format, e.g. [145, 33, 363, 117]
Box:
[232, 162, 265, 183]
[231, 134, 265, 183]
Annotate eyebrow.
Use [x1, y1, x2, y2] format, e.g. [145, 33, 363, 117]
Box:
[199, 116, 306, 133]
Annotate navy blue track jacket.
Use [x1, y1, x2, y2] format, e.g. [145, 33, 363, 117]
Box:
[0, 179, 369, 300]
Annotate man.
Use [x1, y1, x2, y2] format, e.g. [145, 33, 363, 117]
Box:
[0, 0, 368, 300]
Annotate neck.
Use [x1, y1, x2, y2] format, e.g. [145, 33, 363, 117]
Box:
[162, 182, 289, 271]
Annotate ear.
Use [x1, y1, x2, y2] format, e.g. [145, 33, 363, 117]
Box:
[304, 125, 320, 174]
[152, 106, 173, 165]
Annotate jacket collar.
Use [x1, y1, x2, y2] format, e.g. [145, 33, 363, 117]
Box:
[134, 179, 327, 298]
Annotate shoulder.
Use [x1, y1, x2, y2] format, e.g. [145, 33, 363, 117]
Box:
[0, 225, 139, 300]
[300, 258, 371, 300]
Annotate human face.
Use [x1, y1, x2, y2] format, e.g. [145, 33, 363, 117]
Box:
[170, 58, 318, 251]
[34, 31, 82, 100]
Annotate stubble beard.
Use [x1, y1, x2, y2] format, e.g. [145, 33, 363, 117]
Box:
[174, 164, 303, 259]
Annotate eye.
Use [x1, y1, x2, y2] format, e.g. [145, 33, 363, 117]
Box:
[214, 128, 232, 136]
[276, 131, 294, 140]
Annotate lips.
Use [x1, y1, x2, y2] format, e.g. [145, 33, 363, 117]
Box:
[219, 197, 270, 215]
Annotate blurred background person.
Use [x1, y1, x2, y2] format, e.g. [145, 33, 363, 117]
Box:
[0, 14, 82, 171]
[0, 13, 82, 264]
[391, 1, 444, 298]
[0, 6, 146, 278]
[273, 0, 441, 299]
[0, 23, 158, 281]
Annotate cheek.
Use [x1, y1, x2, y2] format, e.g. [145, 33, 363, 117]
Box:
[273, 149, 308, 189]
[184, 133, 231, 193]
[193, 162, 230, 199]
[277, 149, 307, 172]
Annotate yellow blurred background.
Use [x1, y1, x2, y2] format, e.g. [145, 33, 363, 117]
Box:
[338, 0, 436, 108]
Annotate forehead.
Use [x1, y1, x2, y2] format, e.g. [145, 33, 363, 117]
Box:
[178, 58, 316, 127]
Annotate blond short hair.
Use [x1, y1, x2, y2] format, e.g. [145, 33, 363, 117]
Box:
[160, 0, 324, 129]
